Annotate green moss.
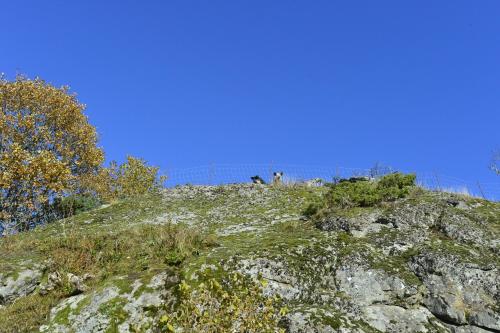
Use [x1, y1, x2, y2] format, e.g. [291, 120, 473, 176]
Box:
[52, 303, 72, 325]
[99, 297, 129, 325]
[0, 265, 20, 281]
[335, 232, 374, 259]
[72, 295, 91, 316]
[371, 251, 421, 287]
[310, 309, 344, 329]
[109, 277, 134, 295]
[426, 234, 499, 267]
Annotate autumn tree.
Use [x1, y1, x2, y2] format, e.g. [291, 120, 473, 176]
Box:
[86, 156, 166, 203]
[0, 76, 104, 232]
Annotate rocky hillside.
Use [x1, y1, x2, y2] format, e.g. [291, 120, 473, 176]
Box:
[0, 183, 499, 332]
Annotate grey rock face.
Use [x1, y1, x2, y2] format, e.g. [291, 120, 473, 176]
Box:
[0, 262, 43, 305]
[316, 216, 352, 232]
[424, 277, 467, 324]
[380, 200, 444, 229]
[437, 212, 491, 248]
[40, 271, 178, 333]
[1, 184, 498, 333]
[334, 263, 432, 333]
[410, 252, 499, 331]
[315, 211, 383, 235]
[236, 258, 302, 301]
[362, 305, 434, 333]
[335, 266, 391, 306]
[282, 311, 336, 333]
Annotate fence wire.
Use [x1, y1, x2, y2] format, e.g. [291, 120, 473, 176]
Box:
[164, 164, 500, 201]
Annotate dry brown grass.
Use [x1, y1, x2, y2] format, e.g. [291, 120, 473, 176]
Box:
[0, 292, 63, 333]
[0, 222, 216, 331]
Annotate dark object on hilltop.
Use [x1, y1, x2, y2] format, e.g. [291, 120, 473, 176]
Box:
[251, 175, 266, 184]
[339, 176, 370, 183]
[273, 172, 284, 185]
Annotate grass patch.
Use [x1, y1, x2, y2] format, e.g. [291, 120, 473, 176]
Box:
[0, 194, 217, 331]
[0, 292, 63, 333]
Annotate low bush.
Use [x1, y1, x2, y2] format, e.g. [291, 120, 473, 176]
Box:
[84, 156, 166, 203]
[377, 172, 416, 201]
[308, 173, 416, 214]
[327, 180, 380, 208]
[159, 269, 286, 333]
[44, 194, 101, 221]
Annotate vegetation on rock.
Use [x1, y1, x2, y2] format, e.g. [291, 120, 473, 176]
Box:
[0, 197, 211, 332]
[305, 172, 416, 218]
[2, 75, 498, 333]
[0, 184, 498, 332]
[160, 269, 286, 333]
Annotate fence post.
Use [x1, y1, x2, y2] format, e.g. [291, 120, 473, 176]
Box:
[476, 181, 486, 200]
[433, 172, 442, 191]
[209, 163, 215, 185]
[269, 161, 274, 183]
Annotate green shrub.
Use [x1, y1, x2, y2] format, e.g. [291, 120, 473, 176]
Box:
[159, 269, 287, 333]
[326, 180, 380, 208]
[38, 194, 100, 224]
[377, 173, 416, 201]
[317, 172, 416, 210]
[55, 194, 101, 218]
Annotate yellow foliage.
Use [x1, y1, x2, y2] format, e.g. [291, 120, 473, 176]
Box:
[0, 76, 104, 231]
[84, 156, 166, 202]
[159, 269, 286, 333]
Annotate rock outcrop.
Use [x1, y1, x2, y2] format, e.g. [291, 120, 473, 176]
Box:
[0, 261, 44, 306]
[0, 184, 498, 332]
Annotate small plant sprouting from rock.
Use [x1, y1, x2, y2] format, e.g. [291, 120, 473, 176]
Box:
[159, 269, 287, 333]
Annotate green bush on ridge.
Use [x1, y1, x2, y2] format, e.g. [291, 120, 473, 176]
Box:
[305, 172, 416, 216]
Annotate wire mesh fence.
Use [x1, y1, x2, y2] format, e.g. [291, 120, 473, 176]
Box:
[164, 164, 500, 201]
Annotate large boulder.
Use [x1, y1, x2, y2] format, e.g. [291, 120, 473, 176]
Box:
[410, 252, 499, 331]
[40, 270, 178, 333]
[0, 261, 44, 305]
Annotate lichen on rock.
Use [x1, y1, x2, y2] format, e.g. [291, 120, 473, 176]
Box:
[0, 183, 498, 332]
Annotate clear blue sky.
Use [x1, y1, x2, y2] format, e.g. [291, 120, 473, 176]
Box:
[1, 1, 499, 184]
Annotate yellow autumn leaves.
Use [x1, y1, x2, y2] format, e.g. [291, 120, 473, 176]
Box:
[84, 156, 166, 203]
[1, 76, 104, 231]
[1, 76, 166, 232]
[0, 144, 71, 192]
[159, 270, 287, 333]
